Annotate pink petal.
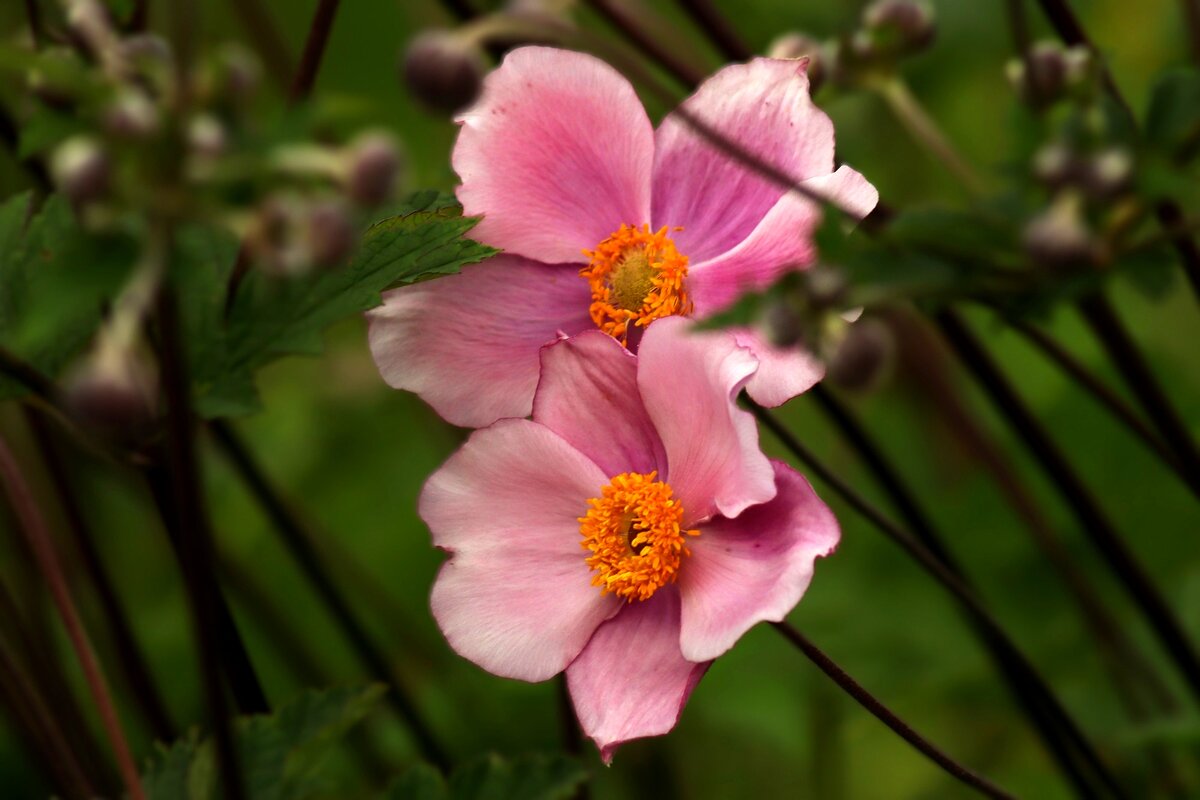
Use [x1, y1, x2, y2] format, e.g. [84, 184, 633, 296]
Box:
[454, 46, 654, 264]
[566, 589, 708, 763]
[421, 419, 620, 681]
[685, 189, 821, 317]
[651, 58, 833, 263]
[635, 317, 776, 524]
[803, 164, 880, 219]
[532, 331, 667, 478]
[366, 256, 592, 428]
[731, 327, 825, 407]
[679, 461, 839, 662]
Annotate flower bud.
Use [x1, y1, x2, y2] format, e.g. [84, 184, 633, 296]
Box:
[214, 44, 262, 100]
[401, 30, 487, 114]
[307, 201, 357, 269]
[187, 114, 227, 158]
[826, 318, 894, 392]
[104, 89, 160, 139]
[1022, 193, 1099, 269]
[251, 196, 357, 276]
[1081, 147, 1133, 198]
[767, 33, 826, 93]
[64, 341, 158, 445]
[1006, 41, 1094, 107]
[51, 136, 110, 209]
[345, 132, 402, 207]
[1032, 142, 1078, 188]
[763, 299, 805, 349]
[804, 267, 849, 312]
[861, 0, 936, 58]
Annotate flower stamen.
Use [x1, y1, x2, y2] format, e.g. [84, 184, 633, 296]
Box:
[581, 225, 691, 344]
[578, 471, 699, 602]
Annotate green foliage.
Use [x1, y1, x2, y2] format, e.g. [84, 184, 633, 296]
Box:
[1145, 68, 1200, 156]
[141, 684, 386, 800]
[383, 754, 588, 800]
[178, 193, 497, 417]
[0, 193, 137, 398]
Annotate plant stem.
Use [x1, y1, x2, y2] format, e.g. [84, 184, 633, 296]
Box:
[227, 0, 293, 91]
[289, 0, 342, 105]
[673, 0, 750, 61]
[1184, 0, 1200, 65]
[934, 308, 1200, 704]
[772, 622, 1015, 800]
[1075, 291, 1200, 499]
[750, 401, 1127, 798]
[24, 408, 177, 742]
[1002, 314, 1182, 477]
[0, 434, 144, 800]
[876, 78, 985, 197]
[208, 419, 451, 769]
[581, 0, 707, 89]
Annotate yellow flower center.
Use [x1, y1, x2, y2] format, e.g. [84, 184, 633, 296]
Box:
[580, 225, 692, 344]
[578, 471, 699, 602]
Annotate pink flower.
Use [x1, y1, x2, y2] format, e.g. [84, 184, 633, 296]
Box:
[420, 318, 839, 759]
[369, 47, 878, 427]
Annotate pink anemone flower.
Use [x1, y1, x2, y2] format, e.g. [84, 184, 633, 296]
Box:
[369, 46, 878, 428]
[419, 318, 839, 759]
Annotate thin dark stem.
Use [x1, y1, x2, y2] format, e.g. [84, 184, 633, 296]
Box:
[0, 435, 144, 800]
[935, 308, 1200, 704]
[1003, 314, 1183, 478]
[749, 401, 1127, 799]
[24, 408, 176, 742]
[581, 0, 706, 89]
[150, 279, 251, 800]
[435, 0, 475, 22]
[772, 623, 1015, 799]
[1075, 291, 1200, 499]
[674, 0, 750, 61]
[289, 0, 342, 105]
[208, 420, 450, 770]
[0, 346, 58, 406]
[227, 0, 293, 91]
[1184, 0, 1200, 65]
[23, 0, 44, 48]
[125, 0, 148, 31]
[556, 674, 590, 800]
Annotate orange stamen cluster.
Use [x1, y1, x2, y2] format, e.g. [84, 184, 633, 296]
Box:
[578, 471, 700, 602]
[580, 224, 692, 344]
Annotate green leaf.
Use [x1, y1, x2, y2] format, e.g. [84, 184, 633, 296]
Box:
[180, 195, 497, 417]
[383, 754, 587, 800]
[0, 193, 137, 398]
[1145, 68, 1200, 155]
[140, 684, 386, 800]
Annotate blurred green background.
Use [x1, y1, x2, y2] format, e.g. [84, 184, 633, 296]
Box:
[1, 1, 1199, 798]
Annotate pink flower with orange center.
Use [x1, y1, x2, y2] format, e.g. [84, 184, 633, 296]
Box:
[369, 47, 878, 427]
[420, 319, 839, 758]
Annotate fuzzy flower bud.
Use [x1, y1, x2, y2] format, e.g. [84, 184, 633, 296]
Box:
[1006, 41, 1094, 107]
[64, 341, 157, 445]
[1082, 147, 1133, 199]
[402, 30, 487, 114]
[51, 136, 110, 209]
[104, 89, 160, 139]
[767, 33, 826, 93]
[861, 0, 936, 58]
[826, 318, 894, 392]
[345, 132, 403, 207]
[307, 201, 357, 269]
[1023, 192, 1099, 269]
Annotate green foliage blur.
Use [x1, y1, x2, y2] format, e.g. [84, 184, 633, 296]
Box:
[0, 1, 1198, 798]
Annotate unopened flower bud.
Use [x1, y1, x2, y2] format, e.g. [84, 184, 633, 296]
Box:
[1023, 193, 1099, 269]
[105, 89, 160, 138]
[861, 0, 936, 58]
[402, 30, 487, 114]
[1082, 147, 1133, 198]
[1006, 42, 1094, 107]
[307, 201, 357, 268]
[767, 33, 826, 92]
[763, 300, 804, 349]
[188, 114, 227, 158]
[1032, 142, 1078, 187]
[64, 342, 157, 445]
[345, 132, 402, 207]
[826, 318, 894, 392]
[804, 267, 849, 311]
[214, 44, 262, 100]
[51, 136, 110, 209]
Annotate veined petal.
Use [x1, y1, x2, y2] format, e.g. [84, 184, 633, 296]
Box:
[680, 461, 839, 662]
[421, 419, 619, 681]
[454, 46, 654, 264]
[732, 327, 825, 407]
[366, 257, 592, 428]
[566, 589, 708, 763]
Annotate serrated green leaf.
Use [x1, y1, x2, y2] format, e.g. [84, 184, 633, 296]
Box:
[382, 755, 586, 800]
[186, 198, 497, 418]
[1145, 68, 1200, 155]
[142, 730, 204, 800]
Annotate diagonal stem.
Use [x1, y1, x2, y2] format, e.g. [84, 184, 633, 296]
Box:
[673, 0, 750, 61]
[289, 0, 342, 105]
[772, 622, 1015, 799]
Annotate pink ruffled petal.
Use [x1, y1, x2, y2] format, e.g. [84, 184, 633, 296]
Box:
[421, 419, 620, 681]
[635, 318, 775, 524]
[731, 327, 825, 407]
[651, 58, 833, 263]
[366, 256, 592, 428]
[532, 331, 667, 478]
[454, 46, 654, 264]
[802, 164, 880, 219]
[566, 589, 708, 763]
[679, 461, 839, 662]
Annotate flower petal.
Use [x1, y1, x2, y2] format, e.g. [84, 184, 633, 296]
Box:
[366, 256, 592, 428]
[731, 328, 825, 407]
[802, 164, 879, 219]
[679, 461, 839, 662]
[566, 589, 708, 763]
[651, 58, 833, 262]
[454, 46, 654, 264]
[533, 330, 667, 477]
[421, 419, 619, 681]
[635, 317, 776, 524]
